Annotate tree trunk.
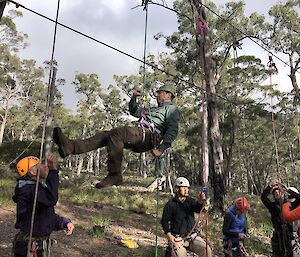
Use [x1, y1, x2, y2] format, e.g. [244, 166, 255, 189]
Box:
[139, 152, 148, 178]
[44, 67, 57, 157]
[77, 155, 84, 176]
[201, 36, 225, 215]
[0, 97, 9, 145]
[201, 80, 209, 192]
[94, 149, 100, 176]
[288, 56, 300, 103]
[190, 0, 225, 214]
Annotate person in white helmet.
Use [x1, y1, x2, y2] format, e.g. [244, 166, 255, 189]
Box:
[282, 186, 300, 222]
[161, 177, 212, 257]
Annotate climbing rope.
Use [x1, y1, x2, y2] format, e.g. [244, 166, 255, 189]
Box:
[139, 4, 161, 256]
[267, 54, 280, 175]
[155, 156, 163, 257]
[26, 1, 60, 256]
[267, 54, 291, 256]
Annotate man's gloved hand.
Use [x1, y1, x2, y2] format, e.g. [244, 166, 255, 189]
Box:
[166, 232, 176, 245]
[47, 154, 58, 170]
[197, 192, 206, 203]
[65, 222, 74, 235]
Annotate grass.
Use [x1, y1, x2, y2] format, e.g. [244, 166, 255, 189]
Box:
[0, 178, 15, 205]
[119, 246, 165, 257]
[0, 171, 273, 256]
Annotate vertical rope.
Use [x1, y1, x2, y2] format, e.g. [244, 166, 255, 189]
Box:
[141, 4, 161, 256]
[155, 158, 160, 257]
[267, 55, 280, 174]
[26, 1, 60, 256]
[143, 4, 148, 89]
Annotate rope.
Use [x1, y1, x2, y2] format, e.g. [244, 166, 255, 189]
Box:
[267, 55, 281, 175]
[140, 5, 160, 257]
[26, 1, 60, 256]
[8, 141, 34, 167]
[155, 157, 163, 257]
[147, 0, 297, 73]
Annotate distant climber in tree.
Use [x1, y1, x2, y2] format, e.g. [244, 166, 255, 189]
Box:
[53, 84, 180, 188]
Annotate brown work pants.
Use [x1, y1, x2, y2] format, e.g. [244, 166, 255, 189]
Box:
[169, 236, 212, 257]
[73, 126, 154, 175]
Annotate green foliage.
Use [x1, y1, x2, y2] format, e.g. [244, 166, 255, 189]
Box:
[0, 177, 14, 205]
[0, 140, 40, 166]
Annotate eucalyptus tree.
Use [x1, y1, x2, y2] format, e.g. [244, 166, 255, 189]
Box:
[152, 0, 270, 213]
[0, 11, 42, 145]
[3, 59, 47, 143]
[267, 0, 300, 104]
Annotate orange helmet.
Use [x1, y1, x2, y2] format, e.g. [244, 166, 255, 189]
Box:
[16, 156, 40, 177]
[235, 197, 249, 212]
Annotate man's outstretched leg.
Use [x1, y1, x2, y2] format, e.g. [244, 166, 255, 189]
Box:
[95, 127, 128, 189]
[95, 126, 150, 188]
[53, 127, 109, 158]
[53, 126, 150, 188]
[53, 127, 74, 158]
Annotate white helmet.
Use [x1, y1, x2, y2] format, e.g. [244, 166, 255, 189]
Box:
[289, 187, 299, 194]
[175, 177, 190, 187]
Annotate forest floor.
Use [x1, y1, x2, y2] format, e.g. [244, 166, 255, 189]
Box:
[0, 173, 272, 257]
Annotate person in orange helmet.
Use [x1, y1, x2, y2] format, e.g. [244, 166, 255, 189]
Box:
[223, 197, 250, 257]
[12, 154, 74, 257]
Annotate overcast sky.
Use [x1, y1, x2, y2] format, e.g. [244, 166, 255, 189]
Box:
[4, 0, 295, 111]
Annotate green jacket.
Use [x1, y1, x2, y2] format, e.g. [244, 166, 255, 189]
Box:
[129, 96, 180, 152]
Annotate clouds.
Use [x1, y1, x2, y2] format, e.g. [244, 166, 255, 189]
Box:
[5, 0, 294, 111]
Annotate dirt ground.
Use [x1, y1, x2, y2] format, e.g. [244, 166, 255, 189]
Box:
[0, 202, 167, 257]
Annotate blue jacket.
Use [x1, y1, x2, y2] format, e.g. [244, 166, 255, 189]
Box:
[13, 170, 70, 236]
[223, 205, 247, 243]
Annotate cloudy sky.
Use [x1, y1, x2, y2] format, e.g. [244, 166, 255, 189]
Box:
[4, 0, 293, 111]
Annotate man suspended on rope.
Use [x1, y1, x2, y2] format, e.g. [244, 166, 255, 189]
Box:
[52, 84, 180, 188]
[261, 181, 293, 257]
[161, 177, 212, 257]
[223, 197, 249, 257]
[12, 155, 74, 257]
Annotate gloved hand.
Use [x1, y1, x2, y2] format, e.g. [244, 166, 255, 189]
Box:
[197, 192, 206, 203]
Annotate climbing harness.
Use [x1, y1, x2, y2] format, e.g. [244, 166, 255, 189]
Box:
[168, 203, 210, 257]
[224, 239, 249, 257]
[13, 231, 54, 257]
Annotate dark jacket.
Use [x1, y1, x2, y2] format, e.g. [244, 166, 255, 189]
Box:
[129, 95, 180, 152]
[223, 205, 247, 244]
[261, 185, 293, 232]
[161, 196, 203, 236]
[13, 170, 70, 236]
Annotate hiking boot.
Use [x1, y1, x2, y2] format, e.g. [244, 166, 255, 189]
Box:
[95, 174, 123, 189]
[53, 127, 74, 158]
